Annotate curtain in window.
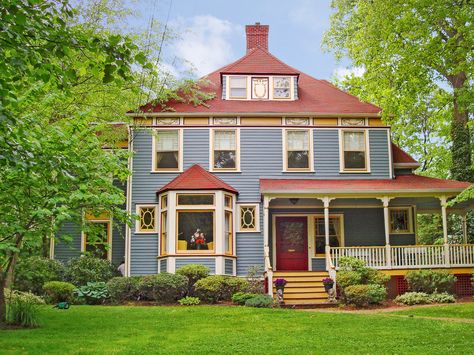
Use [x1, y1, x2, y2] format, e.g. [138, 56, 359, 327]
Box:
[156, 130, 178, 151]
[214, 130, 236, 150]
[343, 131, 365, 151]
[287, 130, 309, 151]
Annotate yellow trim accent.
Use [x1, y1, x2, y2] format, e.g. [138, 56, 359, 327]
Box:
[315, 118, 338, 125]
[85, 211, 110, 221]
[184, 117, 209, 125]
[134, 118, 153, 125]
[380, 267, 473, 276]
[369, 118, 384, 126]
[240, 117, 282, 125]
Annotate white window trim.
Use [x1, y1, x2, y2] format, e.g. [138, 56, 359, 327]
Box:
[151, 128, 183, 173]
[237, 203, 260, 233]
[135, 204, 158, 234]
[282, 128, 314, 172]
[339, 128, 371, 173]
[209, 128, 241, 172]
[389, 206, 414, 234]
[226, 75, 296, 101]
[81, 219, 112, 261]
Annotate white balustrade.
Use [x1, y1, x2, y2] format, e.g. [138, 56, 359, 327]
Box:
[449, 244, 474, 266]
[330, 246, 387, 269]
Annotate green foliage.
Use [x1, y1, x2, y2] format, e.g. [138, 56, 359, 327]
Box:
[43, 281, 76, 304]
[75, 282, 110, 305]
[429, 292, 456, 304]
[194, 276, 249, 303]
[176, 264, 210, 295]
[64, 256, 118, 286]
[246, 266, 264, 294]
[106, 277, 141, 303]
[395, 292, 432, 305]
[232, 292, 260, 306]
[138, 273, 188, 303]
[366, 269, 391, 286]
[4, 289, 45, 305]
[244, 294, 274, 308]
[178, 297, 201, 306]
[323, 0, 474, 180]
[5, 295, 40, 328]
[405, 270, 456, 294]
[14, 257, 65, 295]
[337, 271, 363, 289]
[344, 284, 387, 307]
[338, 256, 367, 273]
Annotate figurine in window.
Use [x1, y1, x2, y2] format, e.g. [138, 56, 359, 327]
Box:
[191, 229, 206, 250]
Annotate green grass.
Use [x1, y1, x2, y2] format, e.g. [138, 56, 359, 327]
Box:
[392, 302, 474, 320]
[1, 305, 474, 354]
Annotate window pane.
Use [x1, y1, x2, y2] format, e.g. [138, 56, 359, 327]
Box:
[161, 211, 167, 254]
[274, 77, 291, 99]
[156, 151, 178, 169]
[230, 88, 246, 98]
[214, 151, 236, 169]
[225, 195, 232, 208]
[177, 194, 214, 205]
[240, 206, 256, 230]
[230, 77, 246, 88]
[177, 211, 214, 251]
[288, 151, 309, 169]
[287, 130, 309, 150]
[344, 151, 366, 169]
[225, 211, 232, 253]
[343, 131, 365, 151]
[214, 130, 236, 150]
[391, 209, 409, 232]
[156, 130, 178, 151]
[274, 77, 290, 88]
[314, 217, 341, 255]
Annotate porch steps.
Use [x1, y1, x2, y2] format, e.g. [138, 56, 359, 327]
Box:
[272, 271, 332, 306]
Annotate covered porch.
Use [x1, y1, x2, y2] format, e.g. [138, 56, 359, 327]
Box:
[260, 176, 474, 293]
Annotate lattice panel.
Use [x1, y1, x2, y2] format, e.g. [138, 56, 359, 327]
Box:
[395, 276, 409, 295]
[454, 274, 474, 296]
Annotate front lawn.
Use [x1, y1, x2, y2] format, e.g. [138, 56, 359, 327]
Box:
[1, 305, 474, 354]
[392, 302, 474, 320]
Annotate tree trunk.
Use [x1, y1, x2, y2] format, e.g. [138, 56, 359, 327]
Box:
[449, 72, 472, 182]
[0, 273, 7, 326]
[42, 235, 50, 258]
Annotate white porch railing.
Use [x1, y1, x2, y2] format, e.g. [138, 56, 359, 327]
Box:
[330, 244, 474, 270]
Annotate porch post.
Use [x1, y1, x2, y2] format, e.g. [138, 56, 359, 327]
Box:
[322, 197, 334, 268]
[263, 196, 273, 296]
[380, 196, 392, 268]
[439, 196, 450, 266]
[462, 213, 468, 244]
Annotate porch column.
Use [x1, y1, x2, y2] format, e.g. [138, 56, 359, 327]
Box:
[462, 213, 468, 244]
[439, 196, 450, 266]
[263, 196, 273, 296]
[322, 197, 334, 267]
[379, 196, 392, 268]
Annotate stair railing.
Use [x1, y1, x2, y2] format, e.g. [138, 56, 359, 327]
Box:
[264, 246, 273, 296]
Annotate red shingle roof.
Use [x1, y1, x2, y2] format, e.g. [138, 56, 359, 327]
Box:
[392, 143, 419, 166]
[157, 164, 238, 194]
[260, 175, 470, 195]
[138, 47, 381, 115]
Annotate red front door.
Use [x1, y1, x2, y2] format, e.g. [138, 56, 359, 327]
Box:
[276, 216, 308, 271]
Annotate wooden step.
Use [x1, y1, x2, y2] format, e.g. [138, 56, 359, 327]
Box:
[273, 276, 327, 282]
[273, 271, 328, 277]
[283, 298, 330, 305]
[274, 286, 325, 293]
[283, 292, 327, 300]
[279, 281, 325, 288]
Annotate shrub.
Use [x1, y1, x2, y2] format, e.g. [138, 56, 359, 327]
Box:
[178, 296, 201, 306]
[232, 292, 260, 305]
[337, 271, 363, 289]
[6, 296, 41, 328]
[64, 256, 118, 286]
[244, 294, 273, 308]
[176, 264, 210, 295]
[246, 266, 264, 294]
[107, 277, 141, 303]
[75, 282, 110, 304]
[405, 270, 456, 294]
[429, 292, 456, 304]
[14, 256, 65, 295]
[338, 256, 368, 273]
[194, 276, 249, 303]
[344, 284, 387, 307]
[394, 292, 431, 305]
[366, 269, 390, 286]
[138, 273, 188, 303]
[4, 289, 45, 305]
[43, 281, 76, 303]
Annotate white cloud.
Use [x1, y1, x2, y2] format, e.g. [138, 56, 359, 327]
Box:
[333, 66, 365, 81]
[171, 15, 242, 77]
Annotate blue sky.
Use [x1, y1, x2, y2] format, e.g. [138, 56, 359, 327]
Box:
[133, 0, 356, 80]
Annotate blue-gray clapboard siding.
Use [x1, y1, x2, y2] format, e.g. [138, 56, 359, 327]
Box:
[175, 258, 216, 274]
[130, 127, 391, 275]
[225, 258, 234, 275]
[159, 258, 167, 273]
[55, 222, 82, 263]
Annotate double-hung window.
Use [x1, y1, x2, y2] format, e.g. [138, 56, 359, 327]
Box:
[154, 129, 180, 172]
[285, 129, 312, 171]
[341, 130, 368, 171]
[229, 76, 247, 99]
[212, 129, 238, 170]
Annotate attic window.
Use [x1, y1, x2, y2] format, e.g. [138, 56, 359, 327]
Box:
[251, 77, 269, 99]
[273, 77, 291, 99]
[229, 76, 247, 99]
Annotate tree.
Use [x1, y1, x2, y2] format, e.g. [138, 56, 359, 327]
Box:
[323, 0, 474, 181]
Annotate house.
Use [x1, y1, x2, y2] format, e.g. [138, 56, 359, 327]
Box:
[53, 23, 474, 304]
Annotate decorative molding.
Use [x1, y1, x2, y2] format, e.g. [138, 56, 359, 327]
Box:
[285, 117, 310, 126]
[213, 117, 237, 125]
[156, 118, 180, 125]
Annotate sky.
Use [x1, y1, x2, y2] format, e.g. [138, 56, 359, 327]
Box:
[132, 0, 356, 80]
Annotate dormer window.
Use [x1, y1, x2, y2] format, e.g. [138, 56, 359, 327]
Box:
[251, 77, 269, 99]
[273, 77, 291, 99]
[229, 76, 247, 99]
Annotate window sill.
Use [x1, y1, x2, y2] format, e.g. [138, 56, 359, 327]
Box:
[157, 254, 237, 258]
[134, 231, 158, 235]
[282, 170, 315, 173]
[210, 169, 242, 173]
[339, 170, 371, 174]
[237, 230, 261, 233]
[150, 170, 183, 174]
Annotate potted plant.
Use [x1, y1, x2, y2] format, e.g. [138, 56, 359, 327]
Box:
[273, 278, 287, 305]
[322, 277, 334, 292]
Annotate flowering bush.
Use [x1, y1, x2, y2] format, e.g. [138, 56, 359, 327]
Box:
[178, 296, 201, 306]
[273, 278, 287, 288]
[322, 277, 334, 286]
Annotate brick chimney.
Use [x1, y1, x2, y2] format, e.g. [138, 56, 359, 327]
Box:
[245, 22, 269, 53]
